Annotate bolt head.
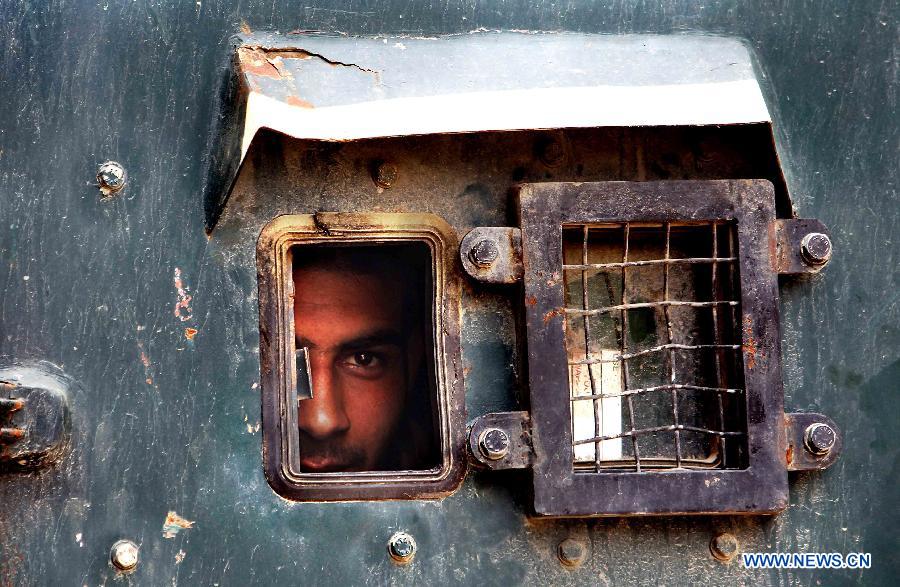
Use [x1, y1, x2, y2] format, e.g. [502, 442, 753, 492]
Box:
[372, 162, 398, 189]
[478, 428, 510, 461]
[97, 161, 127, 195]
[110, 539, 139, 571]
[800, 232, 832, 266]
[557, 538, 586, 567]
[388, 532, 416, 564]
[540, 140, 566, 167]
[804, 423, 836, 455]
[469, 239, 500, 267]
[710, 533, 739, 562]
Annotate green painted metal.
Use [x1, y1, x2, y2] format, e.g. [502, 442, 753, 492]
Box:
[0, 1, 896, 585]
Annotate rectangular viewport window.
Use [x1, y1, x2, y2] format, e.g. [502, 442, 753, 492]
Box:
[257, 213, 465, 501]
[291, 243, 441, 473]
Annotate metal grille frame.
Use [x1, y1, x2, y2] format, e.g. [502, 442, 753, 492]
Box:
[519, 180, 787, 516]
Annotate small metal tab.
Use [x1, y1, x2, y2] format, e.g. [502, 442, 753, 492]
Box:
[468, 411, 532, 469]
[773, 219, 832, 274]
[295, 347, 313, 401]
[785, 413, 842, 471]
[460, 227, 523, 284]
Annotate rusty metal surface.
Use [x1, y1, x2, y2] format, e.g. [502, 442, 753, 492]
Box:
[0, 1, 896, 585]
[468, 411, 533, 470]
[518, 180, 793, 516]
[774, 219, 833, 275]
[460, 227, 524, 285]
[784, 413, 843, 472]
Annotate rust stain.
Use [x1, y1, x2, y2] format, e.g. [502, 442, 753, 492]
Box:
[137, 341, 154, 385]
[525, 295, 537, 307]
[543, 308, 562, 324]
[786, 444, 794, 466]
[173, 267, 193, 322]
[286, 95, 314, 108]
[162, 511, 195, 538]
[267, 55, 293, 79]
[742, 315, 757, 369]
[184, 327, 198, 341]
[237, 47, 282, 79]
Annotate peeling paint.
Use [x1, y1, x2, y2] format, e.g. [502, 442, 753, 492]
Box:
[286, 96, 314, 108]
[173, 268, 193, 322]
[162, 511, 195, 538]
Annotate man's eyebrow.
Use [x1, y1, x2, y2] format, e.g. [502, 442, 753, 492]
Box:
[295, 329, 405, 352]
[337, 329, 405, 352]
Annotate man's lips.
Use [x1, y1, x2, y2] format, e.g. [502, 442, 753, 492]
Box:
[299, 456, 347, 472]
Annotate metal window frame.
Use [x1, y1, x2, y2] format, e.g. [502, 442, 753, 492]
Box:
[519, 180, 787, 516]
[256, 213, 466, 501]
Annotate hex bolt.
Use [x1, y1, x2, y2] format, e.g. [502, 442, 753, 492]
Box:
[469, 239, 500, 268]
[710, 533, 739, 562]
[110, 539, 139, 572]
[557, 538, 586, 568]
[478, 428, 510, 461]
[372, 162, 398, 189]
[97, 161, 127, 196]
[388, 531, 416, 564]
[800, 232, 832, 266]
[804, 422, 836, 456]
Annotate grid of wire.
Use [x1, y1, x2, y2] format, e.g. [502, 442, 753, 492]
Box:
[563, 221, 747, 473]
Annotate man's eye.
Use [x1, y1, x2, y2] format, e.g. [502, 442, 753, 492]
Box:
[346, 352, 381, 368]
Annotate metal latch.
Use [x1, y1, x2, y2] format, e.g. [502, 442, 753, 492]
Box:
[0, 363, 72, 472]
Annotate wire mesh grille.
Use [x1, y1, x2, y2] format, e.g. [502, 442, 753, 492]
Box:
[562, 221, 748, 473]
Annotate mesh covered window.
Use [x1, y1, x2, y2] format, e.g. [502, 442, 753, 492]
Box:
[562, 222, 748, 472]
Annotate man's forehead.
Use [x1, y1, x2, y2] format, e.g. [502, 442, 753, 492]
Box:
[294, 266, 406, 345]
[294, 266, 401, 304]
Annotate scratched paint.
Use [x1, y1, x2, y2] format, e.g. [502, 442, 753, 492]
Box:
[173, 268, 194, 322]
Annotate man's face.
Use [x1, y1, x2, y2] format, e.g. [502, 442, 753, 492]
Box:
[293, 264, 420, 472]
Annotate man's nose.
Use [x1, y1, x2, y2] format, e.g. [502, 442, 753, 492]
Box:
[297, 354, 350, 439]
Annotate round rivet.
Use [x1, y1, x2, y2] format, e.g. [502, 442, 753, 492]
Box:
[388, 531, 416, 564]
[540, 140, 566, 167]
[804, 423, 836, 455]
[97, 161, 127, 196]
[557, 538, 586, 568]
[478, 428, 510, 461]
[710, 533, 739, 562]
[110, 539, 139, 571]
[372, 162, 398, 189]
[800, 232, 832, 266]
